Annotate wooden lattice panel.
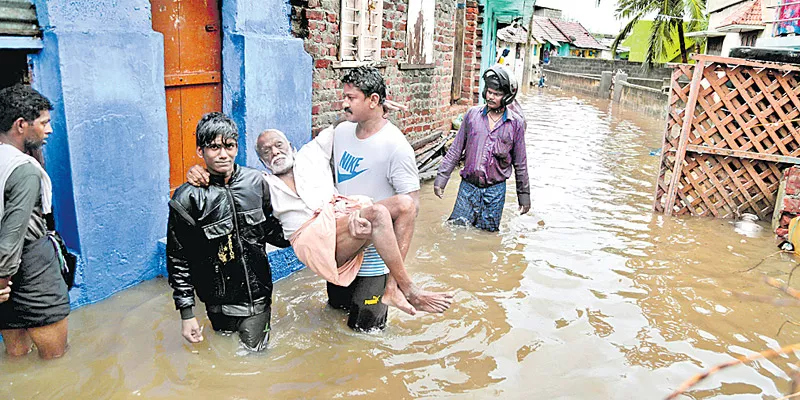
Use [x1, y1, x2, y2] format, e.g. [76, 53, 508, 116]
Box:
[653, 64, 695, 213]
[654, 55, 800, 219]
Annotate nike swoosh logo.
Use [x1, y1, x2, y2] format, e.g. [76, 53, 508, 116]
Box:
[338, 169, 367, 183]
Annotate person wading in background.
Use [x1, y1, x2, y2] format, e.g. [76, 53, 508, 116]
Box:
[434, 65, 531, 232]
[0, 85, 70, 359]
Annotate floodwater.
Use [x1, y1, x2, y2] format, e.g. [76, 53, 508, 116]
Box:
[3, 90, 800, 399]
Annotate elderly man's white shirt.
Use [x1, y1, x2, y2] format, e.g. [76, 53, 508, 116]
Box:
[264, 127, 337, 239]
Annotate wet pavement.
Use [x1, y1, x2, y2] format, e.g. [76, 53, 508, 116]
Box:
[2, 89, 799, 399]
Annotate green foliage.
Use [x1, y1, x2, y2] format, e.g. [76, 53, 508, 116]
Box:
[604, 0, 708, 67]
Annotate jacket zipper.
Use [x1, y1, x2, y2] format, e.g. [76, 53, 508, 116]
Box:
[225, 185, 254, 315]
[215, 264, 226, 296]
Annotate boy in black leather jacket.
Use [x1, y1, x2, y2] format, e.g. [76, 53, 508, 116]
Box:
[166, 112, 288, 352]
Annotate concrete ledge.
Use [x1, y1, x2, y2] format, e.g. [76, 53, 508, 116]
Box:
[620, 81, 664, 94]
[618, 82, 668, 119]
[544, 69, 603, 97]
[627, 76, 668, 90]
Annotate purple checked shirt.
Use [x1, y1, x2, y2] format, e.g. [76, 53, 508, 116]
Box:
[434, 104, 530, 206]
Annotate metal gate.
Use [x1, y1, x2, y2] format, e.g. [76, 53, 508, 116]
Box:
[654, 54, 800, 219]
[151, 0, 223, 191]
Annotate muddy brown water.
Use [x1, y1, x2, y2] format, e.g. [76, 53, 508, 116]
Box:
[3, 90, 800, 399]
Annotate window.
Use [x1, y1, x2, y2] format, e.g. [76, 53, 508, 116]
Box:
[406, 0, 435, 65]
[740, 31, 759, 47]
[339, 0, 383, 64]
[707, 37, 724, 56]
[0, 51, 31, 89]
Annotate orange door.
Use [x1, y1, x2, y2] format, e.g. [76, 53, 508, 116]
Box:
[151, 0, 222, 191]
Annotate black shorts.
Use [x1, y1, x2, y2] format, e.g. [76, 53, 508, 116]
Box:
[207, 308, 271, 351]
[327, 274, 388, 332]
[0, 236, 70, 330]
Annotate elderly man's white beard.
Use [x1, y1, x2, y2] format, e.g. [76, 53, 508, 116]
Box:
[270, 153, 295, 175]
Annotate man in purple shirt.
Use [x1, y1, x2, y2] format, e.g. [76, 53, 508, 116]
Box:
[434, 65, 530, 232]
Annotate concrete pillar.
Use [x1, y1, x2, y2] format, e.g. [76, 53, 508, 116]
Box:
[221, 0, 313, 167]
[599, 71, 613, 98]
[31, 0, 170, 307]
[220, 0, 312, 281]
[613, 72, 628, 103]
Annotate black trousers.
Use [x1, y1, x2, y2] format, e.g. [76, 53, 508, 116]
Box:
[327, 274, 388, 331]
[207, 307, 271, 351]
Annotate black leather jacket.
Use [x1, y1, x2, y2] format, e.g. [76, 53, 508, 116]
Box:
[166, 165, 288, 315]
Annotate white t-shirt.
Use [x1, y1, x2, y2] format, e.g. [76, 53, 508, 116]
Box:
[333, 121, 420, 276]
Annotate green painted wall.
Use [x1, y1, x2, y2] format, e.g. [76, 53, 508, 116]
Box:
[621, 20, 696, 63]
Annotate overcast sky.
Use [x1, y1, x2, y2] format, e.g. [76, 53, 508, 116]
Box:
[535, 0, 624, 35]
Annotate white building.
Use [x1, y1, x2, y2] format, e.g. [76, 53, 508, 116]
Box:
[688, 0, 800, 55]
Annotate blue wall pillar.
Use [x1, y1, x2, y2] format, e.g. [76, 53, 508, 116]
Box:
[221, 0, 313, 167]
[31, 0, 170, 307]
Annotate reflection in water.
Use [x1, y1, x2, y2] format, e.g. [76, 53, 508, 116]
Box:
[3, 90, 799, 399]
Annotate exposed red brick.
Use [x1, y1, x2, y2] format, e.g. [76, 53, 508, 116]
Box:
[306, 10, 324, 20]
[788, 174, 800, 195]
[294, 0, 479, 136]
[785, 197, 800, 213]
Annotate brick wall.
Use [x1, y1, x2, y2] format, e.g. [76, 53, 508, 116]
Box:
[547, 56, 674, 81]
[463, 0, 481, 105]
[472, 4, 483, 104]
[290, 0, 483, 141]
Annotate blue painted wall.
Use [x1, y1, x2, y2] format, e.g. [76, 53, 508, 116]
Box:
[221, 0, 313, 166]
[26, 0, 311, 309]
[31, 0, 170, 308]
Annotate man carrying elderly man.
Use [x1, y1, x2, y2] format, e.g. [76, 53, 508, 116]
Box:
[188, 66, 453, 332]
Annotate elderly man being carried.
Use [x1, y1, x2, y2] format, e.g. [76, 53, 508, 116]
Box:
[188, 127, 453, 317]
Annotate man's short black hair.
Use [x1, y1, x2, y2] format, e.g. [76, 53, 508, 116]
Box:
[0, 84, 53, 132]
[196, 112, 238, 148]
[341, 66, 386, 104]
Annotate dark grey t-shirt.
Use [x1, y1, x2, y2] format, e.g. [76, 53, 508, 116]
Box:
[0, 163, 47, 278]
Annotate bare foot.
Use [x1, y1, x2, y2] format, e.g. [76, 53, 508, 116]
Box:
[382, 281, 417, 315]
[406, 287, 454, 313]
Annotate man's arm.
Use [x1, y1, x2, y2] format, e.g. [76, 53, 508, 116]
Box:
[434, 111, 470, 197]
[0, 164, 41, 296]
[310, 125, 335, 164]
[166, 200, 206, 343]
[260, 179, 290, 248]
[406, 190, 420, 216]
[166, 200, 198, 317]
[511, 120, 531, 213]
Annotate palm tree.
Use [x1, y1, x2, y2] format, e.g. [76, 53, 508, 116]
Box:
[604, 0, 706, 66]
